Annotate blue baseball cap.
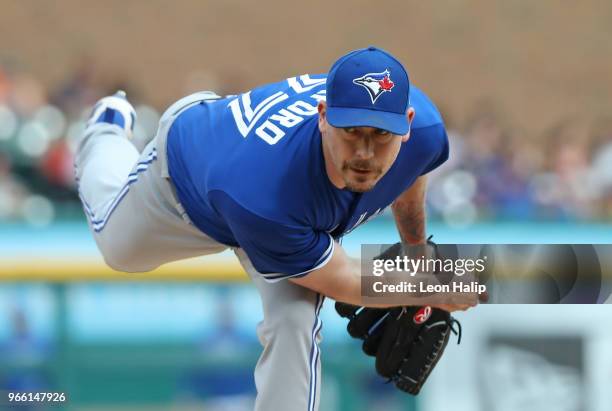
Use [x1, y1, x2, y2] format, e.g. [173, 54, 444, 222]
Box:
[326, 46, 410, 135]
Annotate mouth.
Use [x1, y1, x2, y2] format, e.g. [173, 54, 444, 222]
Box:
[349, 167, 372, 175]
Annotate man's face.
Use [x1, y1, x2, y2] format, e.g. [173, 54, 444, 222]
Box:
[318, 102, 413, 192]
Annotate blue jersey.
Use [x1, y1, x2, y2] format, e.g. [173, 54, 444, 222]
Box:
[166, 74, 449, 280]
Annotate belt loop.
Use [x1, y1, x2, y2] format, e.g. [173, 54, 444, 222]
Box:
[165, 177, 193, 225]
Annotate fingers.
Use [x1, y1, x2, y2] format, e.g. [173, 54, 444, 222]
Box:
[431, 303, 474, 312]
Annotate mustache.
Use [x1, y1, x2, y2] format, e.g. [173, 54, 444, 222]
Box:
[343, 159, 382, 172]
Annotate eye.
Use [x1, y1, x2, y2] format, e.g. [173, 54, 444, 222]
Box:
[373, 129, 393, 143]
[343, 127, 357, 134]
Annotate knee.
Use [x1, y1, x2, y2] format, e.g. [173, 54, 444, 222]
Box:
[103, 253, 146, 273]
[98, 238, 155, 273]
[265, 295, 324, 338]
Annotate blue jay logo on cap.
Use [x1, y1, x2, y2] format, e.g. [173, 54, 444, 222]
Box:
[352, 69, 395, 104]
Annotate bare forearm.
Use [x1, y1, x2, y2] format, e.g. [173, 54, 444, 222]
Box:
[335, 258, 404, 307]
[323, 257, 361, 305]
[291, 250, 409, 308]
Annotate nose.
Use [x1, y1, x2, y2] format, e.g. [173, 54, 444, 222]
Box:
[354, 136, 375, 160]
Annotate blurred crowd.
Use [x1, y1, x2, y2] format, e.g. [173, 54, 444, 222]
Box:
[428, 105, 612, 226]
[0, 60, 160, 226]
[0, 62, 611, 227]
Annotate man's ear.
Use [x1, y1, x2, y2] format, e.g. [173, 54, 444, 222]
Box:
[401, 107, 416, 142]
[317, 101, 327, 132]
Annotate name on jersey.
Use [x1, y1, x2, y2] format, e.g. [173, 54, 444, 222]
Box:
[229, 75, 326, 145]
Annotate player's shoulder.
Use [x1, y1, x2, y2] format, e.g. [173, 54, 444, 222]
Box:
[236, 73, 327, 104]
[398, 85, 449, 169]
[409, 86, 445, 131]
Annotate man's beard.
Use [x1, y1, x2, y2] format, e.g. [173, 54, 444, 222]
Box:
[344, 180, 374, 192]
[342, 159, 383, 192]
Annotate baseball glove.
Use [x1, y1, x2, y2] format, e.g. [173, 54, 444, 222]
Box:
[335, 303, 461, 394]
[335, 239, 462, 395]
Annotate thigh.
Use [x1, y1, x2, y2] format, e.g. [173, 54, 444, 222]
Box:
[234, 248, 323, 322]
[92, 141, 227, 272]
[234, 248, 317, 308]
[234, 248, 324, 411]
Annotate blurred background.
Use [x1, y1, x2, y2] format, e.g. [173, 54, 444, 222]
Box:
[0, 1, 611, 410]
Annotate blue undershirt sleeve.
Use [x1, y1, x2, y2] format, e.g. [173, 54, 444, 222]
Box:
[420, 124, 450, 175]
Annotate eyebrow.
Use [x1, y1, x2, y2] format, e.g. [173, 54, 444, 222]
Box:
[343, 127, 388, 133]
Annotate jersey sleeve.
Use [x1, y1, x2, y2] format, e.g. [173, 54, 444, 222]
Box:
[420, 124, 450, 175]
[209, 190, 335, 281]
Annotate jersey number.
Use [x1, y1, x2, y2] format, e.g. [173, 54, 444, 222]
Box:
[229, 75, 325, 145]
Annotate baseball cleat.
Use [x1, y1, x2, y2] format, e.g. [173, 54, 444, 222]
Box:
[86, 90, 136, 137]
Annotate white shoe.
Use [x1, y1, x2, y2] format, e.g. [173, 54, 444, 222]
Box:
[86, 90, 136, 137]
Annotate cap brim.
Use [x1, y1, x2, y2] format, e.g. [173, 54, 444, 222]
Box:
[327, 107, 409, 135]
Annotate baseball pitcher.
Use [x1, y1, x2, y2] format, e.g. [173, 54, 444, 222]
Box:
[74, 46, 470, 411]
